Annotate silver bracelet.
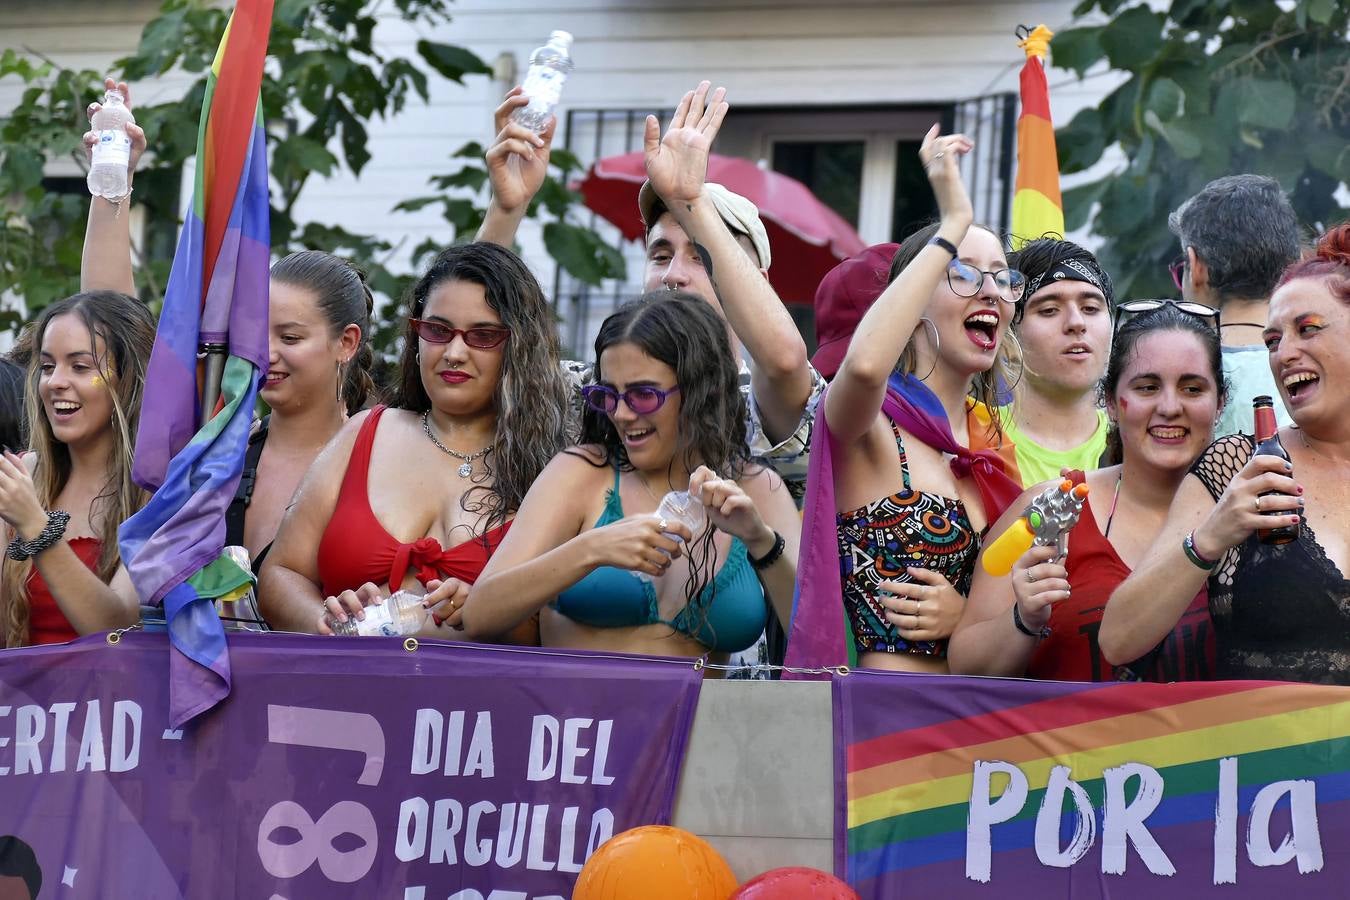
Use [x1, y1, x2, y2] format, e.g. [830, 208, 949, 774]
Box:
[6, 510, 72, 561]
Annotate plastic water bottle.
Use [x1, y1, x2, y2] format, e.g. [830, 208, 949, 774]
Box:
[326, 590, 428, 637]
[87, 89, 135, 199]
[511, 31, 574, 133]
[656, 490, 707, 543]
[633, 491, 708, 585]
[217, 546, 269, 632]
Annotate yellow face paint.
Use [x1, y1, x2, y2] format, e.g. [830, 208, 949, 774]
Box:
[90, 375, 105, 388]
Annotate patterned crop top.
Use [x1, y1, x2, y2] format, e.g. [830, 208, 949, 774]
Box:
[838, 418, 980, 658]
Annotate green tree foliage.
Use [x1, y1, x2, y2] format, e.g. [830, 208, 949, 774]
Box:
[1054, 0, 1350, 298]
[0, 0, 623, 346]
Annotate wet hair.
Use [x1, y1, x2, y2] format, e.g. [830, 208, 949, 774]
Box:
[0, 358, 27, 451]
[270, 250, 379, 415]
[1274, 221, 1350, 305]
[394, 242, 569, 534]
[0, 835, 41, 899]
[577, 291, 752, 624]
[1098, 304, 1228, 465]
[887, 221, 1010, 436]
[1168, 175, 1301, 302]
[1, 292, 156, 647]
[1007, 236, 1114, 325]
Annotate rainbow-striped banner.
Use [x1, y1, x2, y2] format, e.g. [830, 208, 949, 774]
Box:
[838, 673, 1350, 897]
[1010, 24, 1064, 248]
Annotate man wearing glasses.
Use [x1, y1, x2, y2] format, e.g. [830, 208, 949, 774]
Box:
[1168, 175, 1300, 437]
[1002, 238, 1114, 485]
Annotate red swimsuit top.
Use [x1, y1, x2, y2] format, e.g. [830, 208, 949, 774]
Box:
[26, 536, 100, 645]
[315, 406, 510, 596]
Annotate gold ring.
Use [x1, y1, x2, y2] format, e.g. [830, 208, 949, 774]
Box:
[1254, 496, 1261, 513]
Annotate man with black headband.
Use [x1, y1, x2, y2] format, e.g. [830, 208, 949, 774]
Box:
[1002, 238, 1114, 485]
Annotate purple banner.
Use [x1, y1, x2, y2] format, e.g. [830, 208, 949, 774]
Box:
[837, 671, 1350, 898]
[0, 632, 701, 898]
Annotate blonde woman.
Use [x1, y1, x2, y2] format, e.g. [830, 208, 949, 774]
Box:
[0, 291, 155, 645]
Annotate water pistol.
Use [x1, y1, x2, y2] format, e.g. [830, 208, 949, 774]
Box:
[981, 476, 1090, 576]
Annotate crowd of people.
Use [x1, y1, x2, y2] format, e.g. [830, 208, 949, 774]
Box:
[0, 77, 1346, 690]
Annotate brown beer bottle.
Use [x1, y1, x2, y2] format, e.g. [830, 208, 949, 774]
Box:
[1253, 395, 1298, 545]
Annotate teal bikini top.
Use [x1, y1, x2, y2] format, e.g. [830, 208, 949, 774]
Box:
[552, 468, 767, 653]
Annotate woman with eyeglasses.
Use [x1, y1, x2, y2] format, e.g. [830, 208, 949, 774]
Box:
[463, 293, 800, 662]
[950, 300, 1225, 681]
[1102, 226, 1350, 685]
[259, 243, 570, 639]
[785, 127, 1024, 675]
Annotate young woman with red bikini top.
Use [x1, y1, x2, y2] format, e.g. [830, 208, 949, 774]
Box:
[259, 243, 570, 640]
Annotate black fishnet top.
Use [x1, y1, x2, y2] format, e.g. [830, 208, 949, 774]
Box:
[1190, 434, 1350, 684]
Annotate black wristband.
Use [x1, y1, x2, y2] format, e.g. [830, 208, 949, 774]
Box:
[1012, 602, 1051, 640]
[749, 531, 785, 570]
[927, 236, 959, 259]
[6, 509, 72, 561]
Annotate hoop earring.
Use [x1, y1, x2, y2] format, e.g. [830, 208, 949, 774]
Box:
[914, 316, 940, 382]
[1001, 329, 1026, 393]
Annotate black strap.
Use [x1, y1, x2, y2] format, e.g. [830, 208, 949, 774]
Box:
[224, 416, 269, 547]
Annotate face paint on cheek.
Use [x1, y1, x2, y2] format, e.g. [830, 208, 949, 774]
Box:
[1119, 399, 1128, 411]
[90, 375, 105, 388]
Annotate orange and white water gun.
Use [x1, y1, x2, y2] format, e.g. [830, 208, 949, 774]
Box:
[981, 476, 1090, 576]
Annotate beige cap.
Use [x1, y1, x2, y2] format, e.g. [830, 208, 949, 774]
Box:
[638, 180, 772, 271]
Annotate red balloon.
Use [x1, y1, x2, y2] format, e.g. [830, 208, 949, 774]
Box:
[730, 866, 859, 899]
[573, 826, 737, 900]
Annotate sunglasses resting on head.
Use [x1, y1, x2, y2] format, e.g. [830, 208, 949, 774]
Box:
[1114, 298, 1220, 330]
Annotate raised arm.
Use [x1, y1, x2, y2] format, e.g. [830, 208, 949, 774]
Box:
[824, 127, 973, 446]
[81, 77, 144, 296]
[474, 87, 553, 248]
[643, 82, 811, 445]
[1099, 453, 1299, 664]
[949, 482, 1065, 675]
[257, 413, 365, 632]
[463, 452, 691, 640]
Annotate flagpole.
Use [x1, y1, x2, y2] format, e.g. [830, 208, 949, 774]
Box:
[200, 342, 228, 422]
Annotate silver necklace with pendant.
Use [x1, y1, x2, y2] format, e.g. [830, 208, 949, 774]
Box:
[422, 411, 491, 477]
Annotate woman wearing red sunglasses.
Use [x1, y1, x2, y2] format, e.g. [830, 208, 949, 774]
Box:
[463, 293, 800, 663]
[260, 243, 570, 639]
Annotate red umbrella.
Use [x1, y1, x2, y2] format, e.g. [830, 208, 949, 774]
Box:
[575, 151, 867, 305]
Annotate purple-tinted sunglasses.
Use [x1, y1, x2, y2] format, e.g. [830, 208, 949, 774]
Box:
[581, 384, 680, 416]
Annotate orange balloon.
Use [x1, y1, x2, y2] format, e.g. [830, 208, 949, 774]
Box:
[572, 826, 737, 900]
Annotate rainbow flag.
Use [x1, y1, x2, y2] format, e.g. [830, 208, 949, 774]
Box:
[839, 673, 1350, 897]
[1010, 25, 1064, 248]
[118, 0, 274, 728]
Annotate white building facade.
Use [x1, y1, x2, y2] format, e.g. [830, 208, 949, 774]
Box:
[2, 0, 1113, 354]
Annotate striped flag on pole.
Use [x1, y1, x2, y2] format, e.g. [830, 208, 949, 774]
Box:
[1011, 25, 1065, 248]
[118, 0, 275, 727]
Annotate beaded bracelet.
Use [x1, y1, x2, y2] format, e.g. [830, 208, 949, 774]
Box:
[1182, 530, 1218, 571]
[6, 510, 72, 562]
[749, 531, 786, 571]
